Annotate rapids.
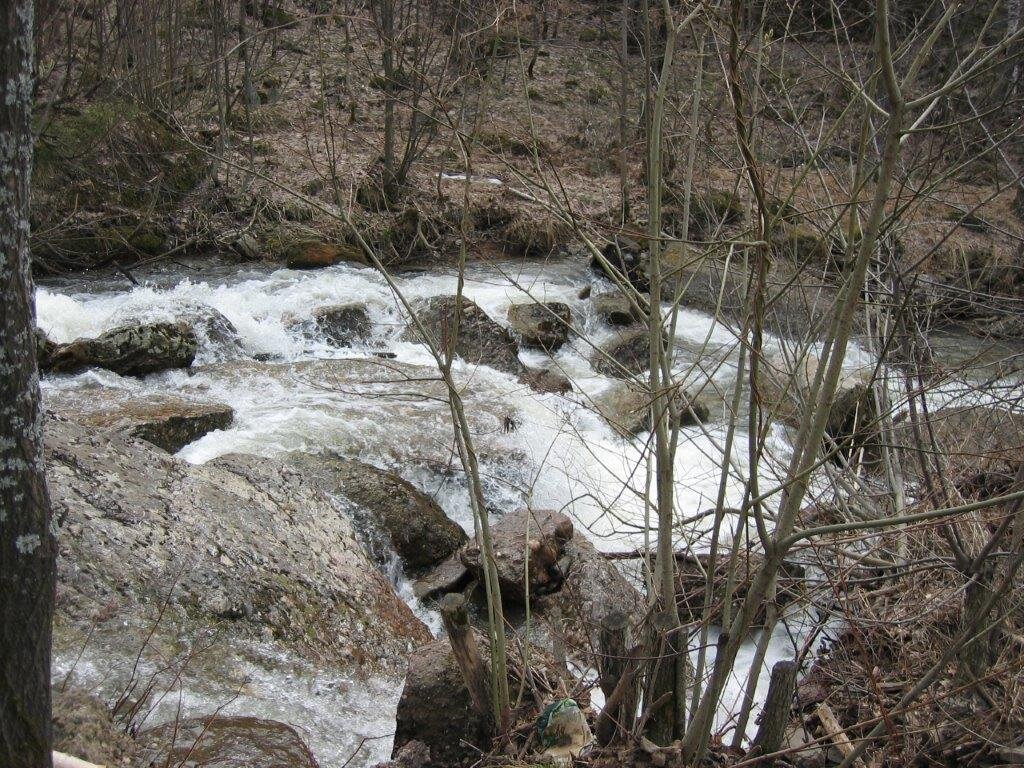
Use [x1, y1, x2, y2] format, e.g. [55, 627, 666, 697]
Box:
[38, 255, 868, 765]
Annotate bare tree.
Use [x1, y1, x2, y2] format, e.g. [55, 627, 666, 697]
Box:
[1, 0, 56, 766]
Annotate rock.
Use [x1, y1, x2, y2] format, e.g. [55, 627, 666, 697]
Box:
[108, 300, 245, 361]
[403, 295, 524, 376]
[507, 301, 572, 351]
[286, 241, 367, 269]
[286, 303, 372, 347]
[374, 740, 431, 768]
[47, 419, 430, 668]
[577, 284, 592, 300]
[47, 321, 198, 376]
[759, 355, 877, 458]
[52, 687, 140, 768]
[413, 553, 472, 601]
[772, 225, 830, 264]
[590, 235, 649, 292]
[595, 382, 710, 437]
[461, 509, 575, 604]
[592, 328, 650, 377]
[393, 637, 491, 767]
[36, 327, 58, 370]
[138, 716, 320, 768]
[519, 367, 573, 394]
[46, 390, 233, 453]
[283, 453, 467, 571]
[593, 292, 641, 326]
[535, 533, 642, 651]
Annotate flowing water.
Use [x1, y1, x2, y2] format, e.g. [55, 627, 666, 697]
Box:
[37, 255, 898, 764]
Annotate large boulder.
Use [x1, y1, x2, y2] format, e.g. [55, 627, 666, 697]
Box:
[507, 301, 572, 351]
[108, 300, 244, 361]
[460, 509, 575, 604]
[45, 390, 233, 453]
[392, 638, 491, 767]
[47, 321, 198, 376]
[595, 382, 710, 436]
[284, 453, 467, 571]
[403, 295, 524, 376]
[592, 328, 650, 377]
[48, 418, 430, 669]
[138, 716, 320, 768]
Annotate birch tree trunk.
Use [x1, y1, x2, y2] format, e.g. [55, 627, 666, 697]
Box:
[1, 1, 56, 766]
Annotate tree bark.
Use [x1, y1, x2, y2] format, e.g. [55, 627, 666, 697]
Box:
[1, 1, 56, 765]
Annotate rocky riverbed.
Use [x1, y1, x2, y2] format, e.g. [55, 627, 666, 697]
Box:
[37, 253, 1022, 767]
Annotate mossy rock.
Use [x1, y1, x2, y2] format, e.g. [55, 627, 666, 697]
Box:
[34, 101, 208, 217]
[285, 241, 367, 269]
[665, 187, 744, 237]
[772, 225, 830, 264]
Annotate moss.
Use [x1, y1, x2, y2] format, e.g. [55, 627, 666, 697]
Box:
[773, 225, 830, 263]
[585, 85, 608, 105]
[34, 100, 208, 217]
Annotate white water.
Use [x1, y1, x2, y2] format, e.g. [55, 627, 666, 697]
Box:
[38, 256, 859, 763]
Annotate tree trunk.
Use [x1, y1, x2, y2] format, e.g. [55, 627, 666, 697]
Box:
[1, 1, 57, 765]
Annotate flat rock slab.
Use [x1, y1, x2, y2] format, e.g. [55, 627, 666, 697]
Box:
[46, 390, 234, 453]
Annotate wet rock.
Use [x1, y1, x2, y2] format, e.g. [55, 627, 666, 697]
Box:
[507, 301, 572, 351]
[592, 328, 650, 377]
[46, 390, 233, 453]
[461, 508, 575, 604]
[403, 295, 524, 376]
[413, 553, 472, 601]
[577, 284, 592, 300]
[36, 327, 58, 370]
[535, 533, 642, 650]
[593, 292, 642, 326]
[47, 419, 430, 668]
[590, 234, 649, 292]
[393, 637, 491, 766]
[48, 321, 197, 377]
[519, 367, 573, 394]
[286, 303, 372, 347]
[52, 687, 140, 768]
[138, 716, 320, 768]
[109, 300, 245, 361]
[595, 382, 710, 437]
[286, 241, 367, 269]
[284, 453, 467, 571]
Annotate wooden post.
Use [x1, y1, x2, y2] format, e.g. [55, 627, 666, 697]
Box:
[749, 660, 798, 758]
[645, 611, 683, 746]
[597, 610, 635, 745]
[439, 592, 493, 729]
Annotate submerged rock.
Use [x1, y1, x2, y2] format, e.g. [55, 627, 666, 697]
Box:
[47, 321, 197, 377]
[48, 419, 430, 668]
[286, 303, 372, 347]
[285, 453, 467, 571]
[46, 390, 233, 453]
[507, 301, 572, 351]
[519, 366, 573, 394]
[138, 716, 320, 768]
